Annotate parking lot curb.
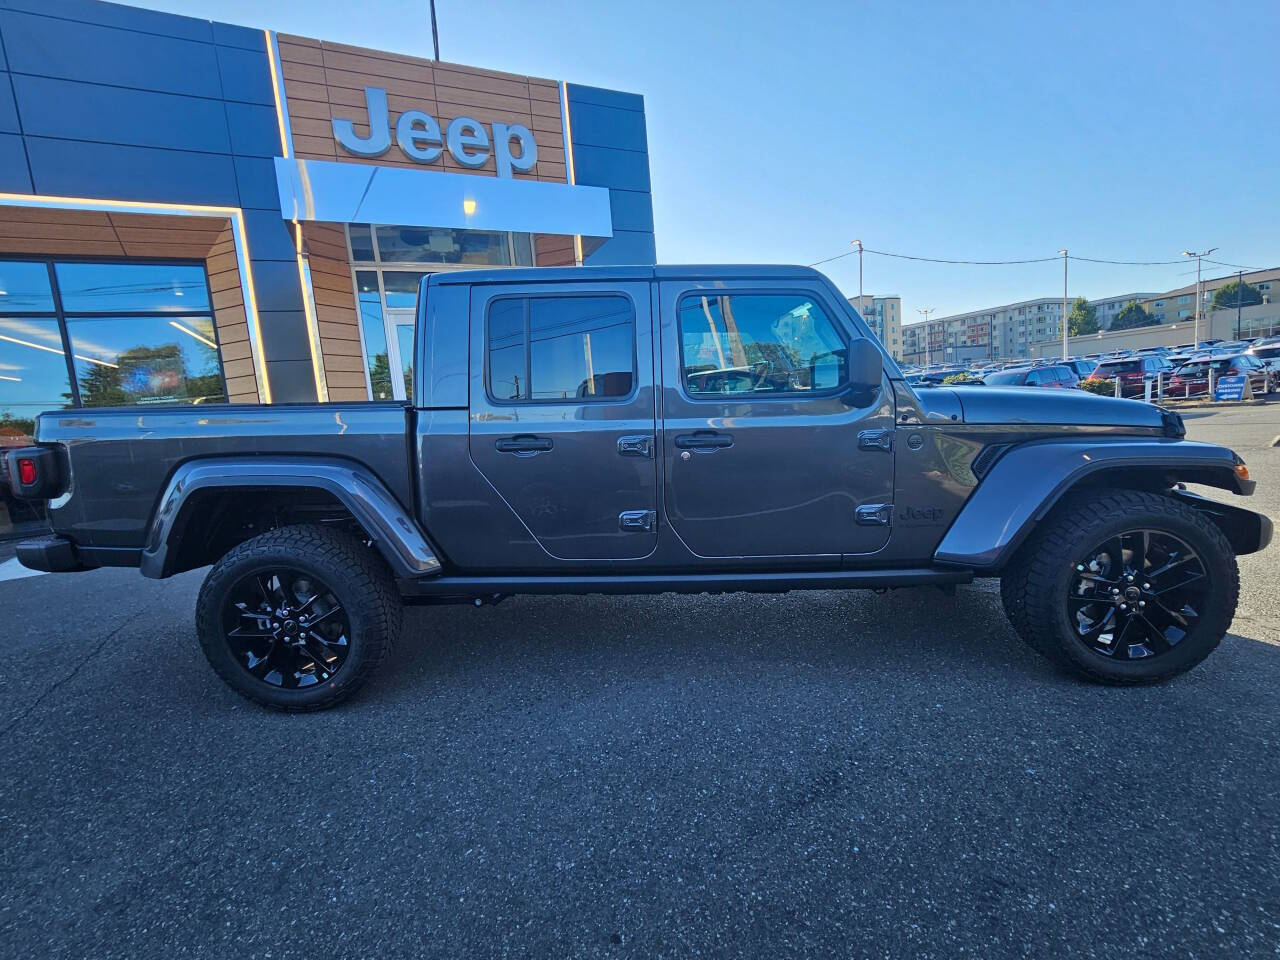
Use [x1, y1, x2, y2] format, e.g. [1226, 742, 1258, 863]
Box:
[1161, 398, 1274, 410]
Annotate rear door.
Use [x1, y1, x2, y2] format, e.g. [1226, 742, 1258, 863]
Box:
[657, 279, 895, 561]
[467, 280, 659, 561]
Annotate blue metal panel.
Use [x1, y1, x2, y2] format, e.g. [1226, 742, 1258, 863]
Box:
[212, 21, 264, 51]
[224, 101, 279, 158]
[565, 83, 644, 114]
[608, 189, 654, 233]
[258, 311, 311, 361]
[215, 44, 273, 106]
[264, 359, 318, 403]
[0, 78, 18, 134]
[25, 137, 238, 204]
[11, 74, 230, 152]
[0, 132, 32, 192]
[241, 209, 297, 261]
[0, 11, 222, 99]
[233, 155, 280, 210]
[566, 100, 648, 153]
[583, 230, 656, 266]
[1, 0, 213, 42]
[250, 262, 305, 314]
[570, 144, 651, 192]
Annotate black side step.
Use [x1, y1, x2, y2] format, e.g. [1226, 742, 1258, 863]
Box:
[399, 567, 973, 599]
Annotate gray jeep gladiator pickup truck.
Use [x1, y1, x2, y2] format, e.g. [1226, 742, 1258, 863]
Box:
[5, 265, 1272, 710]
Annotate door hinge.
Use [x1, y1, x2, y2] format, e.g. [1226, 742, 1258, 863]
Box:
[855, 503, 893, 526]
[617, 434, 654, 458]
[857, 429, 894, 452]
[618, 509, 657, 532]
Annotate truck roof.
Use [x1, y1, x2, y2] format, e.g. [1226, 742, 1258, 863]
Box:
[428, 264, 828, 286]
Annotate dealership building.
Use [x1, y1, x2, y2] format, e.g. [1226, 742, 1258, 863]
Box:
[0, 0, 654, 538]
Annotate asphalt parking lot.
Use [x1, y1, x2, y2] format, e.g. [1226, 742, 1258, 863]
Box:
[2, 407, 1279, 959]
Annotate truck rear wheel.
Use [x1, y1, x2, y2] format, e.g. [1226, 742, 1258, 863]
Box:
[1000, 490, 1238, 684]
[195, 524, 401, 711]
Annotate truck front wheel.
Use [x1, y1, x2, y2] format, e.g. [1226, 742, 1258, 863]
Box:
[195, 524, 401, 711]
[1000, 490, 1238, 684]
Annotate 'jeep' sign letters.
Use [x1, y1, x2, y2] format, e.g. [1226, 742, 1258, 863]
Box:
[333, 86, 538, 179]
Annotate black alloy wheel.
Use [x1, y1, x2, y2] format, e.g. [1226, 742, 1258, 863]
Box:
[222, 568, 352, 689]
[1067, 529, 1209, 662]
[196, 524, 400, 710]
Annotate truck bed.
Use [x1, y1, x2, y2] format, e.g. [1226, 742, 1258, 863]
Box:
[35, 403, 413, 552]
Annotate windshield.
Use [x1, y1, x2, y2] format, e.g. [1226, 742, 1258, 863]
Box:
[1253, 345, 1280, 360]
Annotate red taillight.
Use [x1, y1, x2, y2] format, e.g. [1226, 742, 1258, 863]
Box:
[18, 458, 36, 485]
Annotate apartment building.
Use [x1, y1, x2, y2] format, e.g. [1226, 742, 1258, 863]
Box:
[1142, 267, 1280, 324]
[848, 295, 902, 359]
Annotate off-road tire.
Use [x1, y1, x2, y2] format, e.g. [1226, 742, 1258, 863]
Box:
[196, 524, 401, 711]
[1000, 489, 1238, 684]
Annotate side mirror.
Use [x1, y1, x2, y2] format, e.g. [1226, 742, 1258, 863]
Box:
[847, 338, 883, 395]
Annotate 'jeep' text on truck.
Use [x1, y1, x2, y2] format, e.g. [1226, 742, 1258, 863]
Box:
[5, 266, 1272, 710]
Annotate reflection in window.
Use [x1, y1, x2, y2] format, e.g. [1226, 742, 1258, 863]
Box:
[348, 224, 375, 262]
[55, 262, 210, 313]
[486, 296, 635, 402]
[0, 261, 54, 311]
[382, 271, 428, 309]
[678, 294, 847, 397]
[65, 315, 225, 406]
[0, 318, 73, 439]
[376, 226, 512, 265]
[357, 271, 392, 400]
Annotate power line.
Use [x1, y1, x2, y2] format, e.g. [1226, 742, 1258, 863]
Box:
[808, 247, 1203, 268]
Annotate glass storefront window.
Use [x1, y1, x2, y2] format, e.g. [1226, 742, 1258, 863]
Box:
[374, 226, 512, 265]
[65, 315, 224, 406]
[0, 318, 73, 415]
[382, 271, 428, 309]
[395, 325, 414, 401]
[348, 224, 375, 262]
[0, 261, 55, 311]
[55, 263, 210, 313]
[356, 271, 393, 401]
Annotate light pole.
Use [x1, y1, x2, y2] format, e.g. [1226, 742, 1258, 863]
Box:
[429, 0, 440, 59]
[1236, 269, 1243, 340]
[1182, 247, 1218, 347]
[918, 307, 935, 365]
[1059, 249, 1068, 360]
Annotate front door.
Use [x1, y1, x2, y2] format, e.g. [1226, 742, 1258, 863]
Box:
[658, 280, 896, 560]
[385, 309, 416, 401]
[468, 280, 659, 561]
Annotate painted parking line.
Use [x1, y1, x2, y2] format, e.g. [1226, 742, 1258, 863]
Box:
[0, 557, 45, 582]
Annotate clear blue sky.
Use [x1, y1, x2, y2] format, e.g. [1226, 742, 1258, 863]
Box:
[152, 0, 1278, 319]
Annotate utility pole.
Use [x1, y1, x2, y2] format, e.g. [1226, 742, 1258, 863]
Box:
[1059, 249, 1068, 360]
[1182, 247, 1218, 347]
[918, 307, 935, 365]
[429, 0, 441, 60]
[1236, 269, 1243, 340]
[852, 239, 864, 308]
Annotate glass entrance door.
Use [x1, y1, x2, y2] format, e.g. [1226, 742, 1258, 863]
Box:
[385, 309, 416, 402]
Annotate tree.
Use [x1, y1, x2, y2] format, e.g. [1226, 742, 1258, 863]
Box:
[1110, 300, 1158, 331]
[1066, 297, 1099, 336]
[1211, 280, 1262, 311]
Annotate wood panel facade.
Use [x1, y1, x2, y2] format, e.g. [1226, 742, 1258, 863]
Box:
[0, 207, 261, 403]
[278, 34, 568, 184]
[301, 222, 369, 402]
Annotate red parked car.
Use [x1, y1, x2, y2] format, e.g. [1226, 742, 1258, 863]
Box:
[1085, 356, 1172, 398]
[1168, 353, 1272, 398]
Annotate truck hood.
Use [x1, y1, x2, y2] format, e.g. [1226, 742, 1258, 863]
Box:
[921, 385, 1167, 429]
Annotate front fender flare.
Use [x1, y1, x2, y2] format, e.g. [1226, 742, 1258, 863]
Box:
[933, 437, 1253, 571]
[140, 458, 442, 579]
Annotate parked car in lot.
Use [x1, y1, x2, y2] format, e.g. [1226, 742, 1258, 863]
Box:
[1168, 353, 1273, 398]
[983, 364, 1080, 388]
[4, 265, 1272, 710]
[1061, 358, 1098, 380]
[1085, 356, 1173, 398]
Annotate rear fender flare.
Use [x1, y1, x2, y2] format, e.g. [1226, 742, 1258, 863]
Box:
[933, 437, 1254, 571]
[141, 458, 441, 579]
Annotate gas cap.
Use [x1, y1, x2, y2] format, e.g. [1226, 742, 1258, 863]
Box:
[907, 433, 924, 450]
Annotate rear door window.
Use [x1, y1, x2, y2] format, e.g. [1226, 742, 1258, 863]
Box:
[486, 294, 636, 403]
